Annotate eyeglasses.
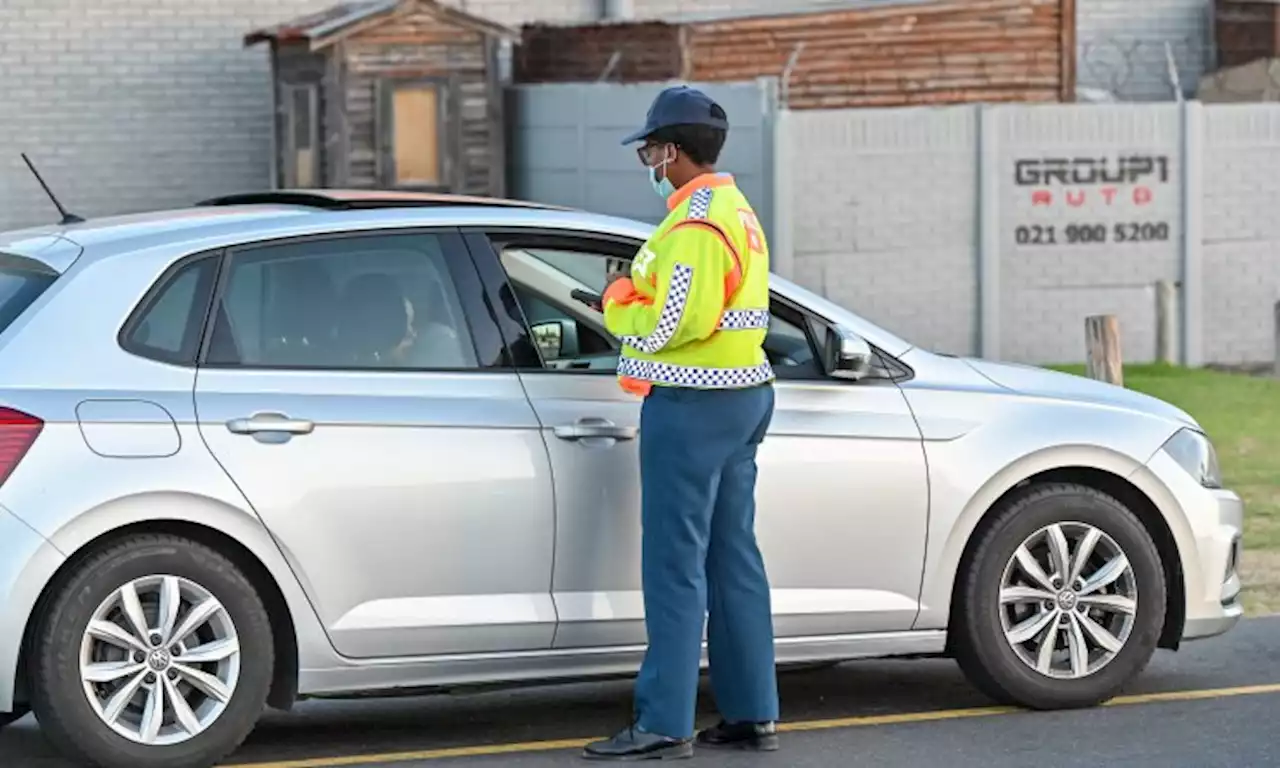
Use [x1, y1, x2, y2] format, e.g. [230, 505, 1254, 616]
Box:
[637, 142, 674, 166]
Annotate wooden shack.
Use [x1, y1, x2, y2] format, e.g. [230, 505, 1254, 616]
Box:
[516, 0, 1077, 108]
[246, 0, 517, 196]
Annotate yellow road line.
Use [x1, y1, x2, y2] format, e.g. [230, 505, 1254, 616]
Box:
[224, 682, 1280, 768]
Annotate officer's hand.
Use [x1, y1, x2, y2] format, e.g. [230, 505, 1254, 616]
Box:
[605, 270, 627, 288]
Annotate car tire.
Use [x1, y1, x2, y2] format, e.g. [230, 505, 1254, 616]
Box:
[953, 482, 1166, 710]
[0, 703, 30, 728]
[31, 533, 274, 768]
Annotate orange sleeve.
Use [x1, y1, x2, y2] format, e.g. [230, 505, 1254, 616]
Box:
[603, 277, 648, 307]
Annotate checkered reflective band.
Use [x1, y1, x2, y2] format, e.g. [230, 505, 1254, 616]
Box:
[618, 357, 775, 389]
[618, 264, 693, 354]
[687, 186, 714, 219]
[718, 308, 770, 330]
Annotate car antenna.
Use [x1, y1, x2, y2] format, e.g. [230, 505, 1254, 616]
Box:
[20, 153, 84, 225]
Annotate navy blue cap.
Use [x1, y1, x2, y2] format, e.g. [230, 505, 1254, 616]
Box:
[621, 85, 729, 145]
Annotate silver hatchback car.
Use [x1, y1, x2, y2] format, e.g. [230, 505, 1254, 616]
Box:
[0, 191, 1243, 768]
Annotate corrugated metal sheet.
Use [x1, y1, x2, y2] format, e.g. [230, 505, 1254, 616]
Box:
[515, 0, 1074, 108]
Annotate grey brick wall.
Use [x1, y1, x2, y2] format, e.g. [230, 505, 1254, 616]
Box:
[786, 107, 979, 357]
[0, 0, 337, 231]
[1202, 106, 1280, 365]
[448, 0, 597, 25]
[1076, 0, 1212, 101]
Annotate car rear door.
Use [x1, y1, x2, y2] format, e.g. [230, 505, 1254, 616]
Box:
[193, 229, 557, 659]
[463, 228, 930, 649]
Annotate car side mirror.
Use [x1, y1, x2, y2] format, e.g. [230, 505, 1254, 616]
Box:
[531, 320, 567, 360]
[824, 326, 874, 381]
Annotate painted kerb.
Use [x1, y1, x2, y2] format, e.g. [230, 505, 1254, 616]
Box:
[786, 101, 1280, 367]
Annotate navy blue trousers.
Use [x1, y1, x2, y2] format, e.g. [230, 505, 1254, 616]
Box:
[633, 382, 779, 739]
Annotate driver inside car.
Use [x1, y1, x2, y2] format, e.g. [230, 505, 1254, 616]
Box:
[337, 273, 467, 369]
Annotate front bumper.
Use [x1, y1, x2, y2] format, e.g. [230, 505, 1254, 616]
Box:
[0, 506, 64, 712]
[1182, 490, 1244, 641]
[1141, 450, 1244, 643]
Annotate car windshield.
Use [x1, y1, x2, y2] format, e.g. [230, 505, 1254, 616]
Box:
[0, 256, 57, 337]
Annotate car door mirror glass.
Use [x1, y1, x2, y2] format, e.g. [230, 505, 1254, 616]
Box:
[531, 319, 568, 360]
[825, 325, 874, 381]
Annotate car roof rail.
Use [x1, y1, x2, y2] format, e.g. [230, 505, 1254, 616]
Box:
[195, 189, 569, 211]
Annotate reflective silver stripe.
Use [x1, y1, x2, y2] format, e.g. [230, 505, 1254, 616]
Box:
[718, 309, 769, 330]
[617, 263, 693, 354]
[618, 356, 774, 389]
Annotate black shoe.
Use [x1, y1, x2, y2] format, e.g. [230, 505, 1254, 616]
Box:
[695, 720, 780, 751]
[583, 725, 694, 761]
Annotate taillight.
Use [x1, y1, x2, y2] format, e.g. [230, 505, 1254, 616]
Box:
[0, 408, 42, 487]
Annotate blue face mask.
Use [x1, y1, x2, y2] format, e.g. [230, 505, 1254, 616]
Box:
[647, 152, 675, 200]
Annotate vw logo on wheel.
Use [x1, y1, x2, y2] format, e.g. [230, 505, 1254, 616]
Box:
[146, 649, 171, 672]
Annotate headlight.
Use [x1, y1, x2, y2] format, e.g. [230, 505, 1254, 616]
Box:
[1161, 428, 1222, 488]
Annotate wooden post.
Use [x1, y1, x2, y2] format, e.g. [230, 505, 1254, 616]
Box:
[1155, 280, 1177, 364]
[1085, 315, 1123, 386]
[1273, 301, 1280, 377]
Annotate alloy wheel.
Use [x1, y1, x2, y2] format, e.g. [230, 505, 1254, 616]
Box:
[998, 522, 1138, 680]
[78, 575, 241, 745]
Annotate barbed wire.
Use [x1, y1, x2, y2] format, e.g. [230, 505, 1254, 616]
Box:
[1078, 35, 1279, 104]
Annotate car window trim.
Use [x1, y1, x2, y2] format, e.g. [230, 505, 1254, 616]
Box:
[118, 249, 224, 368]
[193, 227, 510, 374]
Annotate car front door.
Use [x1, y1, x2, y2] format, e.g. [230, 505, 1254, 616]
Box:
[193, 229, 557, 659]
[464, 229, 929, 649]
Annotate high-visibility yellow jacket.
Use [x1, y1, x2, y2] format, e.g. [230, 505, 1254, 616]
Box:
[603, 173, 773, 396]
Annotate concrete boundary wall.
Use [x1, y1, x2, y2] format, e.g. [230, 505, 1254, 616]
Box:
[786, 100, 1280, 366]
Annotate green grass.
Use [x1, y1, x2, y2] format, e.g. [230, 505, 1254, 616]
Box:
[1052, 363, 1280, 552]
[1051, 364, 1280, 614]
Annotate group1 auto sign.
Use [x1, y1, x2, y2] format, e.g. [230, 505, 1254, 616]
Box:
[1008, 155, 1177, 248]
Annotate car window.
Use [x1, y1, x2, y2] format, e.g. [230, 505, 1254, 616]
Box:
[496, 244, 836, 379]
[766, 305, 826, 380]
[499, 247, 619, 371]
[205, 233, 479, 370]
[521, 249, 611, 293]
[0, 258, 58, 341]
[120, 255, 218, 366]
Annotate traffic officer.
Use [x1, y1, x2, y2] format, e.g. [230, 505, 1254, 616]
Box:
[583, 85, 779, 761]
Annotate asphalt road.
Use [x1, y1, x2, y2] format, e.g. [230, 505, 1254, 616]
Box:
[4, 617, 1280, 767]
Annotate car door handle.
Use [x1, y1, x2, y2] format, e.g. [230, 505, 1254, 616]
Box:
[553, 419, 637, 441]
[226, 413, 315, 436]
